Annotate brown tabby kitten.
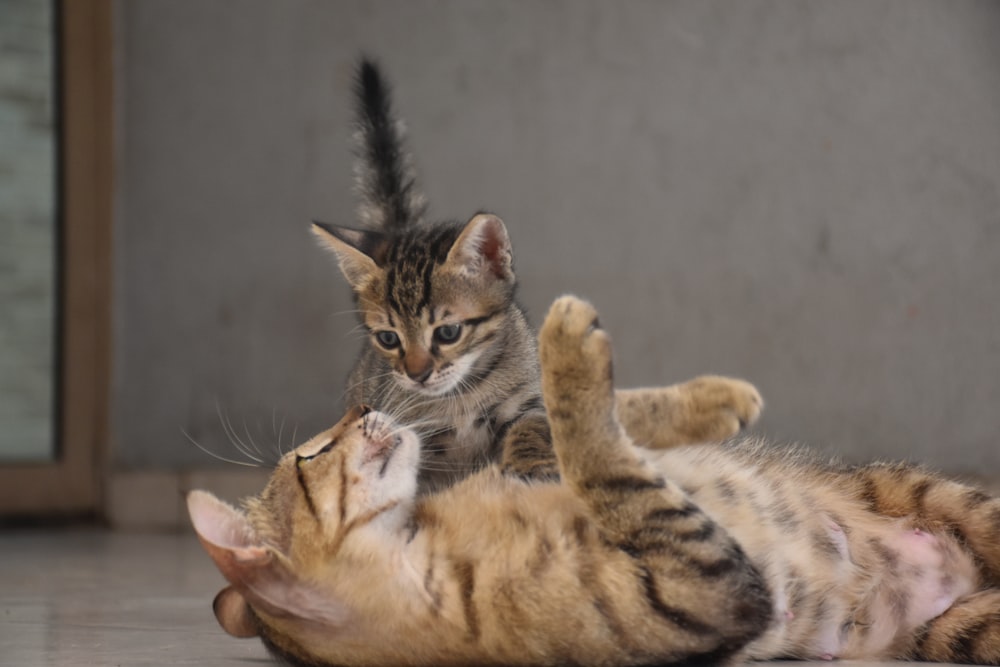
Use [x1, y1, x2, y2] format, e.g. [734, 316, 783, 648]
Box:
[189, 296, 1000, 666]
[313, 60, 761, 490]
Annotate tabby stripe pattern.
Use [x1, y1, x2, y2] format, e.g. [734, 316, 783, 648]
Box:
[638, 566, 717, 636]
[452, 559, 480, 640]
[539, 298, 771, 663]
[852, 464, 1000, 583]
[911, 590, 1000, 664]
[354, 60, 425, 231]
[383, 227, 460, 316]
[325, 499, 401, 557]
[296, 465, 319, 519]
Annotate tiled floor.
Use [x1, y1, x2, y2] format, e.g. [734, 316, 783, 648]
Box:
[1, 530, 270, 666]
[0, 529, 978, 666]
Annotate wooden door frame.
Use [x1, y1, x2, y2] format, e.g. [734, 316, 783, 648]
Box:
[0, 0, 113, 517]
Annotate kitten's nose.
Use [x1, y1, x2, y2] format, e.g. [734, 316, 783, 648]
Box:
[406, 365, 433, 384]
[403, 353, 434, 384]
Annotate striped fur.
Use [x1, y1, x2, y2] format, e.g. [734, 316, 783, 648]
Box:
[352, 59, 426, 232]
[314, 59, 763, 491]
[313, 58, 554, 490]
[190, 296, 1000, 666]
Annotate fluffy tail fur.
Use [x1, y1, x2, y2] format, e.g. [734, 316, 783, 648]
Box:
[353, 59, 426, 232]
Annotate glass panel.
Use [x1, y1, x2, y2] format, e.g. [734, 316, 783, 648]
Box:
[0, 0, 56, 462]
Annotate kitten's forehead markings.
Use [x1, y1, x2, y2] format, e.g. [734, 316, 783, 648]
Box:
[386, 257, 433, 319]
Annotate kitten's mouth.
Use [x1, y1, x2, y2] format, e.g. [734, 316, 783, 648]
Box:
[398, 370, 464, 397]
[395, 352, 481, 398]
[398, 374, 445, 395]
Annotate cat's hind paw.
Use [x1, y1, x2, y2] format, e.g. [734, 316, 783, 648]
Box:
[539, 296, 615, 418]
[616, 376, 763, 449]
[671, 375, 763, 441]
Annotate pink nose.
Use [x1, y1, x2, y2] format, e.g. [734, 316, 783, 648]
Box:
[406, 365, 433, 383]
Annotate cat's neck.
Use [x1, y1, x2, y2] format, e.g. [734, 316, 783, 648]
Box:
[336, 520, 432, 612]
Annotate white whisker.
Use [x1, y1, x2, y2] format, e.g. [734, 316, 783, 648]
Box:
[277, 413, 287, 454]
[216, 401, 265, 464]
[181, 428, 261, 468]
[241, 415, 266, 459]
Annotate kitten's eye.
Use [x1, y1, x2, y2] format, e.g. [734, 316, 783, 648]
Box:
[374, 330, 401, 349]
[433, 324, 462, 344]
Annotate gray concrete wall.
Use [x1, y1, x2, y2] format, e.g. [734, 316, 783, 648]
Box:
[114, 1, 1000, 474]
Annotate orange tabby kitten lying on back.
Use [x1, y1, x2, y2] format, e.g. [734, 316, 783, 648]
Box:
[190, 297, 1000, 666]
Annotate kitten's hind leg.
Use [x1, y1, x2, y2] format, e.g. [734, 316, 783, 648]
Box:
[909, 589, 1000, 665]
[616, 376, 763, 449]
[538, 296, 771, 660]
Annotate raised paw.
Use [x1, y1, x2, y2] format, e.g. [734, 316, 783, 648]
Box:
[539, 296, 616, 420]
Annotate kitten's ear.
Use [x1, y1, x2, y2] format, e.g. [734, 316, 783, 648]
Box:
[311, 222, 387, 290]
[187, 491, 350, 632]
[445, 213, 514, 282]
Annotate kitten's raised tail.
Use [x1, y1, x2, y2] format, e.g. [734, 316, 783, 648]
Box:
[353, 58, 427, 232]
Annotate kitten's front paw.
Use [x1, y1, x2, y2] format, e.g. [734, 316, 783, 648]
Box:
[539, 296, 615, 415]
[674, 375, 763, 442]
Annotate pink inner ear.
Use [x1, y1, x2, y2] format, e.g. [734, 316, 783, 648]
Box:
[479, 229, 503, 265]
[455, 214, 511, 279]
[187, 490, 259, 553]
[188, 491, 352, 629]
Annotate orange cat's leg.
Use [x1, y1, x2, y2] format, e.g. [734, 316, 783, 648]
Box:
[538, 295, 771, 663]
[909, 589, 1000, 664]
[500, 377, 762, 479]
[849, 464, 1000, 584]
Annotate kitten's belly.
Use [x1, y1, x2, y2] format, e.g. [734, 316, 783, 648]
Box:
[652, 446, 978, 661]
